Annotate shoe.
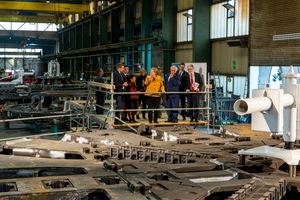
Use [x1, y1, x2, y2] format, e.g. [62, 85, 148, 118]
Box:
[159, 116, 162, 118]
[183, 116, 186, 121]
[129, 120, 134, 123]
[165, 120, 172, 122]
[136, 115, 140, 119]
[172, 120, 178, 123]
[154, 121, 158, 123]
[133, 120, 138, 123]
[114, 121, 121, 125]
[143, 116, 147, 119]
[122, 118, 128, 122]
[190, 119, 194, 122]
[195, 120, 199, 123]
[149, 121, 152, 124]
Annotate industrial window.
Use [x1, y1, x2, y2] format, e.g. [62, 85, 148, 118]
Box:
[177, 9, 193, 42]
[227, 0, 235, 18]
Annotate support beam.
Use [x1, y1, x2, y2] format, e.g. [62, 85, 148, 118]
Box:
[162, 0, 176, 73]
[0, 1, 90, 14]
[0, 52, 40, 56]
[142, 0, 152, 71]
[0, 15, 69, 24]
[193, 0, 211, 72]
[111, 10, 120, 44]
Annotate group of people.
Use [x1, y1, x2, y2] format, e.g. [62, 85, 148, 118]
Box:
[94, 62, 203, 125]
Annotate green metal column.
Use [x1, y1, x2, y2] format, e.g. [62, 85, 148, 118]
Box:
[70, 27, 75, 50]
[83, 22, 90, 48]
[193, 0, 211, 72]
[125, 2, 134, 42]
[141, 0, 152, 71]
[35, 124, 41, 133]
[51, 125, 58, 133]
[3, 122, 9, 130]
[100, 13, 108, 71]
[162, 0, 176, 74]
[111, 10, 120, 44]
[91, 18, 99, 47]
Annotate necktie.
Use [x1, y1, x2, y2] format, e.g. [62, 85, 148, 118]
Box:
[191, 73, 194, 91]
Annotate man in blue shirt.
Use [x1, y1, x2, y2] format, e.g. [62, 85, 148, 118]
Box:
[165, 66, 181, 123]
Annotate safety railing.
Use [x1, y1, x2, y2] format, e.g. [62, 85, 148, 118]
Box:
[70, 72, 212, 134]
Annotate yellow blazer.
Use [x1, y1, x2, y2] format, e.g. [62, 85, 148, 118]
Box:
[144, 75, 165, 97]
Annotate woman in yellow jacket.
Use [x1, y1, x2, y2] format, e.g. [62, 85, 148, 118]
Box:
[144, 67, 165, 123]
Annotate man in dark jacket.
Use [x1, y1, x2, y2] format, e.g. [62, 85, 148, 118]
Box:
[121, 66, 129, 121]
[165, 66, 181, 123]
[184, 64, 203, 122]
[94, 68, 105, 115]
[178, 63, 188, 120]
[113, 63, 128, 125]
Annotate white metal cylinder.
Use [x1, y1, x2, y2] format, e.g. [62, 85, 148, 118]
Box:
[283, 94, 294, 107]
[234, 97, 272, 115]
[290, 107, 297, 142]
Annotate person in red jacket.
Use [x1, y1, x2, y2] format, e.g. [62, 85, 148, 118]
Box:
[128, 75, 140, 123]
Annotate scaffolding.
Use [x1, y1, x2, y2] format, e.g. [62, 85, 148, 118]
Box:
[70, 73, 213, 134]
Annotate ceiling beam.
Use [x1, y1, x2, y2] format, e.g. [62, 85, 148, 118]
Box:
[0, 15, 69, 24]
[0, 1, 90, 14]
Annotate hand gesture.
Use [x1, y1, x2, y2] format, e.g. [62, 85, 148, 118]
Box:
[186, 89, 190, 92]
[138, 91, 140, 94]
[196, 88, 199, 92]
[123, 82, 128, 87]
[162, 91, 166, 93]
[170, 74, 174, 78]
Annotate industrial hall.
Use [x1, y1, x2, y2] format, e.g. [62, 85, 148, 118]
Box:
[0, 0, 298, 199]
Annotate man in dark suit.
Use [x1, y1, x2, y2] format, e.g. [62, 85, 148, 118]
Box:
[184, 64, 203, 122]
[121, 66, 129, 121]
[94, 68, 105, 115]
[165, 66, 181, 123]
[178, 62, 188, 121]
[113, 63, 128, 125]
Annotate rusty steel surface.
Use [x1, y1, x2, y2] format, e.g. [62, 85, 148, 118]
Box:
[0, 124, 299, 199]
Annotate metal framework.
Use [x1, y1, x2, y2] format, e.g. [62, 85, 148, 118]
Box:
[70, 73, 212, 133]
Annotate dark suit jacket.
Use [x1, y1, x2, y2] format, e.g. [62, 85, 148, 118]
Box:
[113, 70, 125, 93]
[136, 75, 147, 92]
[166, 73, 181, 98]
[94, 75, 105, 96]
[179, 70, 188, 91]
[184, 72, 203, 93]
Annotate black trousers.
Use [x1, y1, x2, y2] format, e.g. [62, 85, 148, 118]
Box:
[187, 94, 200, 120]
[139, 94, 148, 116]
[115, 95, 123, 120]
[121, 94, 130, 120]
[147, 97, 160, 121]
[179, 94, 187, 116]
[96, 94, 105, 114]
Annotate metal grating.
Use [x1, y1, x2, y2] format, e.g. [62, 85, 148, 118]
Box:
[250, 0, 300, 66]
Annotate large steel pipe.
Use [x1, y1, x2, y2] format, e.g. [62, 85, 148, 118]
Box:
[234, 97, 272, 115]
[234, 94, 294, 115]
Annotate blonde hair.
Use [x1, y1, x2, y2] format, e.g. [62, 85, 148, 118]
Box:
[150, 67, 158, 75]
[139, 68, 147, 74]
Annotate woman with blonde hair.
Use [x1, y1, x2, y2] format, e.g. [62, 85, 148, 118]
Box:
[144, 67, 165, 123]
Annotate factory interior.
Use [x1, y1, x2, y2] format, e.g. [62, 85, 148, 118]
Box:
[0, 0, 299, 199]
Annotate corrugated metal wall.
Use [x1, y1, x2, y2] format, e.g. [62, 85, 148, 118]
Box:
[210, 3, 227, 39]
[177, 0, 193, 11]
[175, 43, 193, 63]
[250, 0, 300, 66]
[211, 41, 248, 75]
[210, 0, 249, 39]
[177, 11, 193, 42]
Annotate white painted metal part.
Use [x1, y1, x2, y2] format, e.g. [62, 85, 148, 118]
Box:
[234, 66, 300, 167]
[239, 146, 300, 165]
